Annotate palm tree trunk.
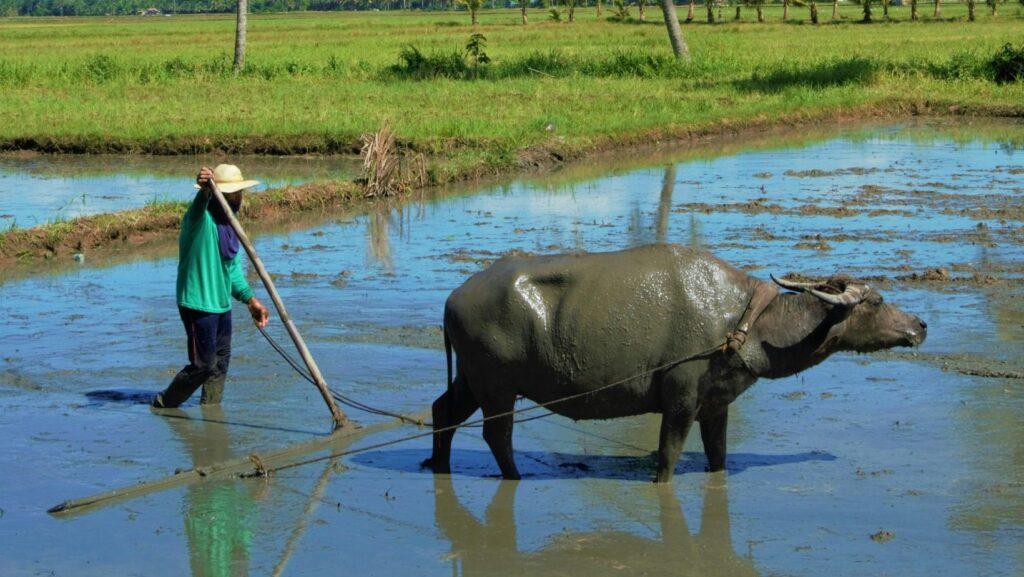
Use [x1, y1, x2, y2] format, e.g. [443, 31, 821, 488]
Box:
[783, 0, 789, 19]
[756, 4, 763, 20]
[734, 4, 740, 19]
[933, 0, 940, 16]
[966, 0, 974, 19]
[686, 0, 695, 20]
[990, 0, 997, 15]
[233, 0, 246, 74]
[638, 0, 646, 20]
[809, 0, 818, 22]
[569, 3, 575, 20]
[910, 0, 918, 19]
[862, 0, 871, 21]
[596, 0, 602, 16]
[705, 0, 715, 22]
[882, 0, 888, 18]
[831, 0, 838, 18]
[661, 0, 691, 61]
[471, 7, 478, 24]
[521, 2, 528, 22]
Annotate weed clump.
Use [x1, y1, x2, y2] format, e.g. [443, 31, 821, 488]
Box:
[741, 57, 879, 92]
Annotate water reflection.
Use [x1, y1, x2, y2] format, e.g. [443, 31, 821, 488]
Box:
[161, 407, 260, 577]
[367, 210, 394, 271]
[656, 165, 676, 244]
[434, 474, 759, 577]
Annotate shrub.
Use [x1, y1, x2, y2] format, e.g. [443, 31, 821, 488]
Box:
[989, 43, 1024, 84]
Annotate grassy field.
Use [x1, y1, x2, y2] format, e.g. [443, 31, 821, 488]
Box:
[0, 5, 1022, 161]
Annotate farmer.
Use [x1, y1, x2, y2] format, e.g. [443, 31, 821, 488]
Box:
[152, 165, 269, 409]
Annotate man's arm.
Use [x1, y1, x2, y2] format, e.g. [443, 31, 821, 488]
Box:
[727, 281, 779, 352]
[184, 166, 215, 220]
[228, 256, 269, 328]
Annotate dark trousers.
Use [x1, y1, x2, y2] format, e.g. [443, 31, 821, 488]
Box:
[157, 306, 232, 408]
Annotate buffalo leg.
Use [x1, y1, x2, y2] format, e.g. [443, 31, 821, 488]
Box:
[481, 394, 520, 480]
[656, 409, 695, 483]
[699, 404, 729, 472]
[424, 374, 479, 474]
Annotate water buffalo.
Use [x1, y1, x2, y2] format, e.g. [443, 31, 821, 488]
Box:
[423, 244, 927, 482]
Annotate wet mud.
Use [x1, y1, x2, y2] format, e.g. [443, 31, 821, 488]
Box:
[1, 119, 1022, 577]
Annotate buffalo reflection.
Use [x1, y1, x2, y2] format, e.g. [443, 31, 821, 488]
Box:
[433, 474, 760, 577]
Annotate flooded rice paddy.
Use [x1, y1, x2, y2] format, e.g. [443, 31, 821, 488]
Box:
[0, 154, 360, 226]
[0, 120, 1022, 576]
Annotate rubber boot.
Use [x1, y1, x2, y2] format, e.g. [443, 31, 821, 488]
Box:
[200, 374, 225, 406]
[152, 366, 206, 409]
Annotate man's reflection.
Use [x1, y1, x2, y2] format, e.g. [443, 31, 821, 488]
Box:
[434, 474, 759, 577]
[162, 407, 259, 577]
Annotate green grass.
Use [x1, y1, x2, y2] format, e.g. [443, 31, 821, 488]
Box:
[0, 6, 1022, 161]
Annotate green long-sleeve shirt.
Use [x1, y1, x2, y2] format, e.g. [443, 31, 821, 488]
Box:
[176, 191, 254, 313]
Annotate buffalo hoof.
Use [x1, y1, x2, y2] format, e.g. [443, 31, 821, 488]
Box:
[421, 457, 450, 474]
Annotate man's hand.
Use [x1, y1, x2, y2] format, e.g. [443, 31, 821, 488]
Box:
[248, 297, 269, 328]
[197, 166, 214, 192]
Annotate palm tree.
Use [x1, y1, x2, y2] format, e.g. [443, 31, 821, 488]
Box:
[782, 0, 790, 19]
[748, 0, 765, 21]
[966, 0, 975, 19]
[461, 0, 482, 24]
[830, 0, 839, 19]
[661, 0, 692, 60]
[566, 0, 578, 21]
[910, 0, 918, 19]
[520, 0, 529, 23]
[233, 0, 246, 74]
[986, 0, 998, 15]
[861, 0, 872, 21]
[809, 0, 819, 23]
[638, 0, 647, 21]
[933, 0, 940, 17]
[686, 0, 695, 20]
[705, 0, 715, 22]
[881, 0, 888, 19]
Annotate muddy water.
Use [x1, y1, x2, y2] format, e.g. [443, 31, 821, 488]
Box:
[1, 120, 1022, 577]
[0, 154, 360, 226]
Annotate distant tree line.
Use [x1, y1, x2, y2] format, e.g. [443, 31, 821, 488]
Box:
[0, 0, 1014, 16]
[1, 0, 537, 16]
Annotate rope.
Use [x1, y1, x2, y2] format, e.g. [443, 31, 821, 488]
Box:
[257, 325, 428, 426]
[242, 339, 726, 478]
[258, 325, 561, 428]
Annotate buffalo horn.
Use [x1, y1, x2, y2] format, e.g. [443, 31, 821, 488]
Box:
[771, 274, 869, 307]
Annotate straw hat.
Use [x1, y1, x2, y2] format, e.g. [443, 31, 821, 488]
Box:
[194, 164, 260, 194]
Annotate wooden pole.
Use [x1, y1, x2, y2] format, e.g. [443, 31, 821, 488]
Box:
[47, 409, 429, 517]
[208, 181, 349, 430]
